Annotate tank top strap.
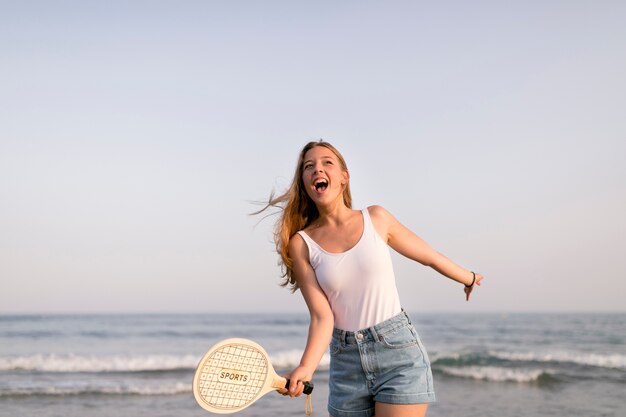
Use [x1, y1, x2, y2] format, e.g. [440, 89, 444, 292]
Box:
[297, 230, 317, 250]
[361, 207, 381, 243]
[297, 229, 309, 242]
[361, 208, 372, 229]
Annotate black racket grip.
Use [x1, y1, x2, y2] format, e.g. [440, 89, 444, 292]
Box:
[285, 378, 314, 395]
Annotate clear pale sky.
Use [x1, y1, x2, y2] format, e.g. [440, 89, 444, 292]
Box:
[1, 1, 624, 314]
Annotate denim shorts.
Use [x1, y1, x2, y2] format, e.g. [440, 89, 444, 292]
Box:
[328, 310, 436, 417]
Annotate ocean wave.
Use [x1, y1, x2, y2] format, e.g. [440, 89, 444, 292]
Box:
[438, 366, 550, 382]
[487, 350, 626, 370]
[4, 348, 620, 378]
[0, 350, 331, 373]
[0, 382, 190, 397]
[0, 354, 198, 373]
[270, 350, 330, 371]
[431, 350, 626, 370]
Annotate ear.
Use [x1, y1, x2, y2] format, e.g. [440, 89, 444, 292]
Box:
[341, 170, 350, 185]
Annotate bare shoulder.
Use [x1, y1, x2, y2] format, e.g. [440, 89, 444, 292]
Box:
[288, 232, 319, 289]
[366, 205, 397, 242]
[367, 205, 396, 224]
[288, 232, 309, 261]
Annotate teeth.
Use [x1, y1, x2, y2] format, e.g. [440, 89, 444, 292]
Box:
[314, 179, 328, 191]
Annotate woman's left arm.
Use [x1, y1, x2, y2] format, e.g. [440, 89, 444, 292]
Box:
[369, 205, 483, 301]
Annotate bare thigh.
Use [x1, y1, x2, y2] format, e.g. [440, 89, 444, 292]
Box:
[374, 402, 428, 417]
[329, 403, 428, 417]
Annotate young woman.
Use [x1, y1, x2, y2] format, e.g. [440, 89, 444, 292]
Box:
[258, 140, 483, 417]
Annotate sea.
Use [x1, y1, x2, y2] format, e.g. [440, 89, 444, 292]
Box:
[0, 312, 624, 417]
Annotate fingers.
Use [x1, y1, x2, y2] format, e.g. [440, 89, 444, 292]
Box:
[279, 375, 306, 397]
[476, 274, 483, 286]
[464, 283, 471, 301]
[464, 273, 483, 301]
[280, 380, 303, 397]
[290, 380, 304, 397]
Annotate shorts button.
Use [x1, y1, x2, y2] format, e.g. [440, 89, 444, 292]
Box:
[356, 333, 364, 341]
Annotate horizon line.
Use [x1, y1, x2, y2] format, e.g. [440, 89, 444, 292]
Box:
[1, 309, 624, 316]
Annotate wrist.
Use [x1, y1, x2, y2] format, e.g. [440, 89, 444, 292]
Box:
[297, 362, 316, 375]
[465, 271, 476, 288]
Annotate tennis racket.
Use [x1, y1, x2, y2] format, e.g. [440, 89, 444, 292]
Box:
[193, 338, 314, 414]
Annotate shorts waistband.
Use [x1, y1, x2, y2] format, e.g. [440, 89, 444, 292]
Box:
[332, 309, 412, 345]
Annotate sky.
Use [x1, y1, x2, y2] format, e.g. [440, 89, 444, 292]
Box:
[1, 1, 625, 314]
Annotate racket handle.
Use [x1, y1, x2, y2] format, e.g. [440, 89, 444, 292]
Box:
[285, 378, 314, 395]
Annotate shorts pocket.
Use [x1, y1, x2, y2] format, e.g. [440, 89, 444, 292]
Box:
[379, 324, 418, 349]
[414, 332, 432, 366]
[329, 338, 343, 355]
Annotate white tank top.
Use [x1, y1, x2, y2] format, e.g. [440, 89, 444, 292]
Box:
[297, 208, 402, 331]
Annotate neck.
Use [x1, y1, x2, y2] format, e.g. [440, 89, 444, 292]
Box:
[316, 201, 353, 226]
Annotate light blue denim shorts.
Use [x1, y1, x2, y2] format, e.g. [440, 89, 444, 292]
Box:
[328, 310, 436, 417]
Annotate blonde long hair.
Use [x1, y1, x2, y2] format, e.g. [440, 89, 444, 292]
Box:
[255, 140, 352, 291]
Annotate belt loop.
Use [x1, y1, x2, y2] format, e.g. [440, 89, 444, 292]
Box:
[341, 330, 347, 347]
[403, 308, 412, 324]
[370, 325, 380, 342]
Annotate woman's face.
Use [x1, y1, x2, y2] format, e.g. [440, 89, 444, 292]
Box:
[301, 145, 349, 207]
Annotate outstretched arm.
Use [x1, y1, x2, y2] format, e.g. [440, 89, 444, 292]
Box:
[369, 205, 483, 300]
[278, 233, 334, 397]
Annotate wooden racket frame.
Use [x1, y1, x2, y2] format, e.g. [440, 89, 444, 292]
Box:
[192, 338, 309, 414]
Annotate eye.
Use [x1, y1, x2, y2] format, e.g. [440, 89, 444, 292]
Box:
[324, 160, 333, 165]
[303, 163, 313, 170]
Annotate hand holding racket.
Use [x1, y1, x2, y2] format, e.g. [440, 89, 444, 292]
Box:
[277, 364, 314, 397]
[193, 338, 314, 414]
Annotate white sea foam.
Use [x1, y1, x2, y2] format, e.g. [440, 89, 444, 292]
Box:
[0, 382, 191, 397]
[0, 354, 198, 373]
[270, 350, 330, 371]
[0, 350, 330, 373]
[439, 366, 547, 382]
[488, 350, 626, 370]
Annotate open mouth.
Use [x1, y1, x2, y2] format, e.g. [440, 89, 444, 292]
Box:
[314, 179, 328, 192]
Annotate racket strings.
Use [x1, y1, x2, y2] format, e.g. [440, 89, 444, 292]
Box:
[197, 344, 268, 410]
